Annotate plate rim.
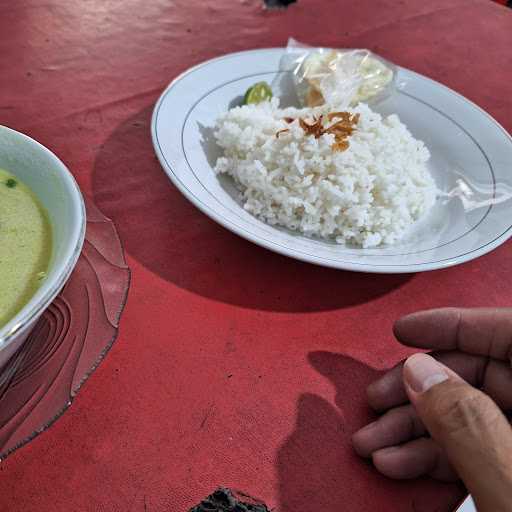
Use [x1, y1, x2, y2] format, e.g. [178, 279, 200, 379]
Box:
[151, 47, 512, 273]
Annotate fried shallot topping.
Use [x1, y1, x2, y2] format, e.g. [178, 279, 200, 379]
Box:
[276, 111, 359, 151]
[299, 115, 324, 139]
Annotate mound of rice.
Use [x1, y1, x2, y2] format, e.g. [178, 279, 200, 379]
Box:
[214, 99, 436, 247]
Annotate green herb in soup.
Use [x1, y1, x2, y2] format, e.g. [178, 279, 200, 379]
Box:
[0, 169, 52, 328]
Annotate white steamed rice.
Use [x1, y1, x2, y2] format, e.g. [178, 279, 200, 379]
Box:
[214, 99, 436, 248]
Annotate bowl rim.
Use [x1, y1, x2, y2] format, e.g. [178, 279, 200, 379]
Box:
[0, 125, 86, 349]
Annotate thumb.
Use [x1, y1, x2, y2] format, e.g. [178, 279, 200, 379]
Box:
[403, 353, 512, 512]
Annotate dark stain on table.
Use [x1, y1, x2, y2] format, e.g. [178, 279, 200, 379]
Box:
[189, 488, 270, 512]
[264, 0, 296, 8]
[199, 404, 216, 430]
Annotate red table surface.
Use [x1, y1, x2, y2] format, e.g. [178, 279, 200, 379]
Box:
[1, 0, 511, 510]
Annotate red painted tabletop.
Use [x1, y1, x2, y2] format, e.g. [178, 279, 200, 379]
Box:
[1, 0, 511, 510]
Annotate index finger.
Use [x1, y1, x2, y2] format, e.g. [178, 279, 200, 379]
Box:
[394, 308, 512, 362]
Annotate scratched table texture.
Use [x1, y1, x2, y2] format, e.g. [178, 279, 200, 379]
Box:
[1, 0, 511, 510]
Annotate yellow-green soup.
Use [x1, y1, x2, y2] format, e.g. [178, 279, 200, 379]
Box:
[0, 169, 52, 328]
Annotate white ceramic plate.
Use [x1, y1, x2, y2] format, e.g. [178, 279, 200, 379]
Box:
[151, 48, 512, 273]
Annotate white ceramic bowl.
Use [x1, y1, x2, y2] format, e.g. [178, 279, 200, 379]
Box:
[0, 125, 85, 367]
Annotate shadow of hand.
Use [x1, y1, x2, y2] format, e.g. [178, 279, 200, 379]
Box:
[276, 353, 465, 512]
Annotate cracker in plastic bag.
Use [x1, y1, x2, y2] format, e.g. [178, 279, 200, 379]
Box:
[285, 38, 396, 108]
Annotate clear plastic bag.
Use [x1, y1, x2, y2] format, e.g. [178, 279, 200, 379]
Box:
[281, 38, 397, 109]
[439, 172, 512, 212]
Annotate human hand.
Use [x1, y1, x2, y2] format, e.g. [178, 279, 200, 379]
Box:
[352, 308, 512, 512]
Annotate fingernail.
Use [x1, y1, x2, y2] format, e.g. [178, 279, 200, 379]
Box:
[403, 354, 449, 393]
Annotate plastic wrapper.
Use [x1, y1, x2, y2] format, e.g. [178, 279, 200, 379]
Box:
[438, 172, 512, 212]
[281, 38, 396, 109]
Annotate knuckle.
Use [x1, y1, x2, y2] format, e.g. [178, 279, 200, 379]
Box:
[427, 384, 499, 437]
